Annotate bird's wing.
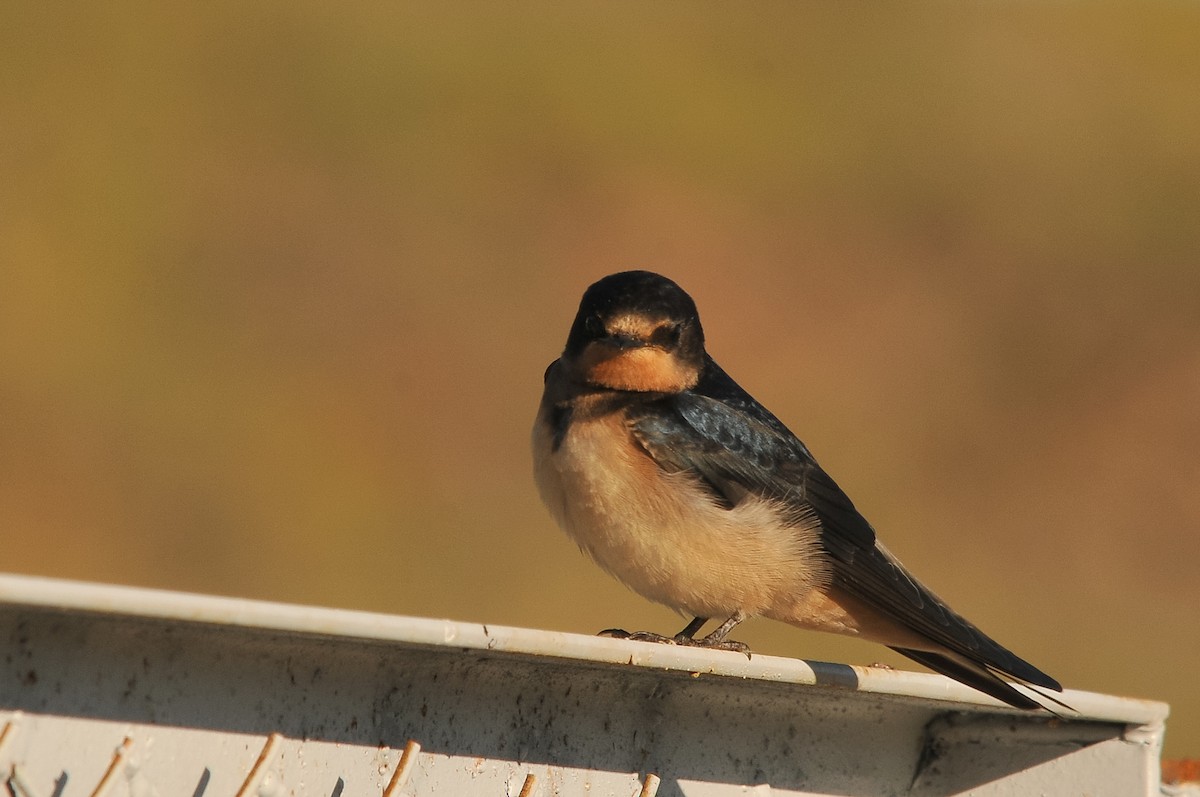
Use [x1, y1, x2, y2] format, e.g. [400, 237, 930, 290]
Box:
[627, 358, 1061, 696]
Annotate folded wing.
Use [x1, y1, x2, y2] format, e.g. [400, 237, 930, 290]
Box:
[627, 357, 1061, 706]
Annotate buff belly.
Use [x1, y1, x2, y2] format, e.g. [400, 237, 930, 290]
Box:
[532, 406, 826, 621]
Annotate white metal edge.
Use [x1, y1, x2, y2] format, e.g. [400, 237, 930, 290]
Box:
[0, 572, 1168, 728]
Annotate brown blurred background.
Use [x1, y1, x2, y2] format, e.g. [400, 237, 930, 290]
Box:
[2, 2, 1198, 756]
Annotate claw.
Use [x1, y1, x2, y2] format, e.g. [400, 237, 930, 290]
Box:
[597, 628, 633, 639]
[596, 628, 697, 646]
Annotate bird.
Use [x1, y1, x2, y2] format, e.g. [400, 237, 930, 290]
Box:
[531, 269, 1063, 709]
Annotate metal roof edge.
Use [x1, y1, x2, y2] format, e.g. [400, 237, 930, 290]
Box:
[0, 572, 1168, 729]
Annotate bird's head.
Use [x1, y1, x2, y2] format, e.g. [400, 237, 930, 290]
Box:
[560, 270, 705, 393]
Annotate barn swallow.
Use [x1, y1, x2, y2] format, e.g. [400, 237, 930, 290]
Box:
[532, 270, 1063, 709]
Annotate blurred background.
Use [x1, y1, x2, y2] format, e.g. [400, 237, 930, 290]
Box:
[2, 2, 1198, 756]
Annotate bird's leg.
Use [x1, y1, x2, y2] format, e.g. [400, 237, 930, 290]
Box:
[701, 611, 744, 643]
[672, 616, 709, 642]
[690, 610, 751, 655]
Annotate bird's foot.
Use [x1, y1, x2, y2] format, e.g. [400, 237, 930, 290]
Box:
[597, 628, 679, 644]
[597, 628, 751, 656]
[682, 611, 752, 657]
[596, 628, 711, 645]
[686, 636, 751, 656]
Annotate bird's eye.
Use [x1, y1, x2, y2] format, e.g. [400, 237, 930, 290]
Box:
[584, 314, 606, 337]
[650, 322, 682, 348]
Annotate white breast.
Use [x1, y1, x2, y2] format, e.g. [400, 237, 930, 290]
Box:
[532, 404, 827, 620]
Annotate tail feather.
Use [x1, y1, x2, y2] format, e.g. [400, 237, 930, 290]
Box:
[890, 647, 1048, 710]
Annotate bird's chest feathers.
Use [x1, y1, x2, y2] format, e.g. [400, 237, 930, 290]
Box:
[533, 404, 813, 616]
[536, 410, 683, 561]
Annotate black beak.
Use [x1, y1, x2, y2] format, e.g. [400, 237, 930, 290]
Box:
[604, 333, 647, 350]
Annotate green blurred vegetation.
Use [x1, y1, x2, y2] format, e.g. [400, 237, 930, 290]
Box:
[2, 1, 1198, 755]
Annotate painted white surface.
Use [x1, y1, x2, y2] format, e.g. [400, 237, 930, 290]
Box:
[0, 574, 1171, 796]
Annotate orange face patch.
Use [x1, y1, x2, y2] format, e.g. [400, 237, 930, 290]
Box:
[579, 343, 698, 393]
